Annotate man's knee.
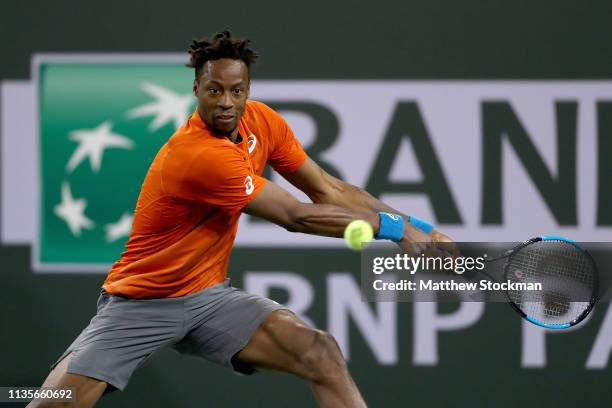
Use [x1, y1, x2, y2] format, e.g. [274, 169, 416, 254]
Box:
[300, 329, 347, 382]
[27, 375, 107, 408]
[26, 352, 107, 408]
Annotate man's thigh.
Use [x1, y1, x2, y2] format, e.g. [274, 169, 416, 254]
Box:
[172, 282, 287, 374]
[50, 290, 184, 392]
[233, 309, 324, 375]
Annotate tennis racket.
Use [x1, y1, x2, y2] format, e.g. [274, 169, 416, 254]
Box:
[473, 236, 598, 329]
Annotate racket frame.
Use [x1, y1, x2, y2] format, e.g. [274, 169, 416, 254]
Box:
[484, 236, 598, 329]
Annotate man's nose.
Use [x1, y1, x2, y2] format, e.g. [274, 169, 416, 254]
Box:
[218, 92, 233, 109]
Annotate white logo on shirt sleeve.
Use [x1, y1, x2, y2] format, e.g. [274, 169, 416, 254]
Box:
[244, 176, 255, 195]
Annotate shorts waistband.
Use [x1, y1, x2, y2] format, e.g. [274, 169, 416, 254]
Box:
[102, 278, 232, 301]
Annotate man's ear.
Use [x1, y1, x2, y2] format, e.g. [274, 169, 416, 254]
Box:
[193, 79, 198, 95]
[246, 80, 251, 98]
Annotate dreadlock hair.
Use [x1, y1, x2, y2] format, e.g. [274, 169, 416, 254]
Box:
[187, 31, 258, 81]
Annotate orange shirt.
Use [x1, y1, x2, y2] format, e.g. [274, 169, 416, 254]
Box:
[102, 100, 307, 298]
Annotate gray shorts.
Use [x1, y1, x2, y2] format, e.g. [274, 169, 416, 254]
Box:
[50, 279, 286, 391]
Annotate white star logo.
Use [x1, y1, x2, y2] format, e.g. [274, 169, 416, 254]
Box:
[127, 82, 195, 131]
[105, 212, 134, 242]
[54, 182, 95, 236]
[66, 121, 134, 173]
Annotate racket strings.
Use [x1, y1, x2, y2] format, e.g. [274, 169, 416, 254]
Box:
[505, 240, 595, 325]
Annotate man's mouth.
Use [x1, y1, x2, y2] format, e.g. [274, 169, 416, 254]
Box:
[215, 114, 235, 124]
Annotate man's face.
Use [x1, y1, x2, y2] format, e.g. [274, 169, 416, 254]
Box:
[194, 58, 250, 136]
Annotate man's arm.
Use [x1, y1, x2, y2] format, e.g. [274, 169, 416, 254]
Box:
[281, 158, 400, 214]
[279, 158, 453, 245]
[243, 180, 379, 237]
[243, 179, 434, 255]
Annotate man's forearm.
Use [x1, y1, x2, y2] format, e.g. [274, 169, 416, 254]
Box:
[323, 180, 411, 223]
[287, 202, 380, 238]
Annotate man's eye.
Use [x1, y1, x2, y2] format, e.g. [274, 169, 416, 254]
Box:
[208, 88, 220, 95]
[232, 88, 243, 94]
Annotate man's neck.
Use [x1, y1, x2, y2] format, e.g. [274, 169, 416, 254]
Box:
[227, 128, 240, 143]
[230, 132, 242, 144]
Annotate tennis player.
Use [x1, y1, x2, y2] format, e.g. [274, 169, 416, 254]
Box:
[29, 31, 454, 408]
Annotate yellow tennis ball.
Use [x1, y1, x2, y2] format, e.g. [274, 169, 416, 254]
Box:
[344, 220, 374, 251]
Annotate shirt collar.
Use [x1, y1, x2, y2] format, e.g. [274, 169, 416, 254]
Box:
[189, 108, 206, 130]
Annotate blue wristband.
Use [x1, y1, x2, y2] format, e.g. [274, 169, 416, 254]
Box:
[375, 212, 404, 242]
[409, 215, 434, 234]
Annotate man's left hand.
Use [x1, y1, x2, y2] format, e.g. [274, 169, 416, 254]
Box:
[429, 229, 460, 258]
